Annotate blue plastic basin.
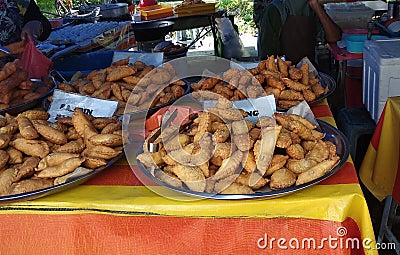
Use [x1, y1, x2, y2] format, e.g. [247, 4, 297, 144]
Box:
[344, 34, 388, 53]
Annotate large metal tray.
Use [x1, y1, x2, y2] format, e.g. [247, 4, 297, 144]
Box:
[0, 79, 55, 116]
[135, 119, 349, 200]
[0, 153, 124, 204]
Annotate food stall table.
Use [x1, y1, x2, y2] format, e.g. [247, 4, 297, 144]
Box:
[0, 99, 377, 255]
[359, 96, 400, 203]
[132, 12, 226, 55]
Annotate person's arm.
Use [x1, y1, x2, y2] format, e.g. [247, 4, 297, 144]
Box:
[309, 0, 341, 43]
[22, 0, 51, 41]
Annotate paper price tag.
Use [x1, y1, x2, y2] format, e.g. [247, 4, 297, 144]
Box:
[47, 89, 118, 122]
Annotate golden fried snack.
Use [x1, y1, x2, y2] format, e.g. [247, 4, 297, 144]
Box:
[286, 158, 318, 174]
[8, 178, 54, 195]
[0, 150, 9, 169]
[277, 57, 289, 77]
[71, 108, 97, 138]
[278, 100, 302, 109]
[325, 141, 337, 159]
[55, 138, 85, 154]
[101, 122, 122, 134]
[154, 169, 183, 189]
[288, 66, 303, 80]
[0, 132, 12, 149]
[296, 157, 340, 185]
[256, 126, 281, 175]
[299, 63, 309, 85]
[14, 157, 40, 181]
[302, 89, 316, 102]
[82, 145, 122, 160]
[311, 82, 326, 97]
[88, 134, 123, 147]
[270, 168, 296, 190]
[17, 110, 49, 121]
[276, 128, 292, 149]
[106, 65, 136, 82]
[278, 90, 304, 101]
[286, 143, 305, 160]
[220, 181, 255, 194]
[212, 123, 230, 143]
[32, 120, 68, 145]
[232, 120, 254, 135]
[305, 140, 329, 162]
[36, 157, 84, 178]
[83, 156, 107, 169]
[210, 149, 243, 182]
[265, 154, 289, 176]
[17, 116, 38, 140]
[170, 165, 206, 192]
[266, 55, 278, 72]
[37, 152, 80, 171]
[0, 168, 17, 195]
[6, 147, 23, 164]
[265, 75, 285, 90]
[9, 138, 49, 158]
[236, 171, 268, 190]
[232, 134, 254, 151]
[242, 150, 256, 173]
[281, 78, 309, 91]
[301, 140, 317, 152]
[288, 120, 315, 141]
[0, 59, 19, 81]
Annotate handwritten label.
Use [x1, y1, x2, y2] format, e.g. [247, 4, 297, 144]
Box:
[47, 89, 118, 122]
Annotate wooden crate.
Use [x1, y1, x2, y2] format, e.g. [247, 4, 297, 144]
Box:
[139, 4, 174, 20]
[174, 3, 216, 17]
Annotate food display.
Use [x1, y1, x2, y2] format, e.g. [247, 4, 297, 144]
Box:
[0, 108, 123, 197]
[191, 55, 330, 110]
[48, 59, 187, 115]
[136, 97, 344, 196]
[0, 59, 54, 113]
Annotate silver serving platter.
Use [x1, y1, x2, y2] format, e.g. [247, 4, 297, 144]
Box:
[0, 153, 124, 204]
[136, 119, 349, 200]
[0, 79, 55, 116]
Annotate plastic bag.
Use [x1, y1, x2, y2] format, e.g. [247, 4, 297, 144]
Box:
[20, 37, 52, 79]
[215, 17, 246, 59]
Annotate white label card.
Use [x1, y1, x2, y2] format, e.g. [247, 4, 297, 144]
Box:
[47, 89, 118, 122]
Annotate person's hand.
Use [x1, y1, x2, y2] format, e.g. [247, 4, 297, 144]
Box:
[308, 0, 320, 11]
[21, 21, 43, 41]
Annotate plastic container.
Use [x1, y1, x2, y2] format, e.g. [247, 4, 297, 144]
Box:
[324, 2, 374, 29]
[363, 38, 400, 123]
[344, 34, 388, 53]
[52, 51, 116, 80]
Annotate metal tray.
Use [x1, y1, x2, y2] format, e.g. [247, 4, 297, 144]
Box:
[0, 153, 124, 204]
[135, 119, 349, 200]
[277, 72, 337, 111]
[0, 79, 55, 116]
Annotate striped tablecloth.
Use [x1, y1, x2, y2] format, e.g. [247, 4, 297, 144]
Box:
[360, 96, 400, 204]
[0, 99, 377, 255]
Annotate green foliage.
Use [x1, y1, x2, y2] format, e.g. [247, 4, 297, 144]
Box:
[216, 0, 256, 35]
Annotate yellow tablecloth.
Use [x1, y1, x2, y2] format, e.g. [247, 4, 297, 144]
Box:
[0, 100, 378, 255]
[360, 96, 400, 203]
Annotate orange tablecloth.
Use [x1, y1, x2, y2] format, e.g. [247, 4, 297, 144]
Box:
[0, 99, 378, 255]
[360, 96, 400, 203]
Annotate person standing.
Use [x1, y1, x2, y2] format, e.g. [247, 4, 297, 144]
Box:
[0, 0, 51, 46]
[254, 0, 341, 63]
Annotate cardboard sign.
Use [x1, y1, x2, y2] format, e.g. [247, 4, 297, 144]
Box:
[47, 89, 118, 122]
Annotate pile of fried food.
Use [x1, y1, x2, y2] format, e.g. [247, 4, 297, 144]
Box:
[191, 55, 328, 109]
[51, 59, 186, 115]
[0, 108, 123, 196]
[0, 59, 54, 110]
[137, 97, 340, 195]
